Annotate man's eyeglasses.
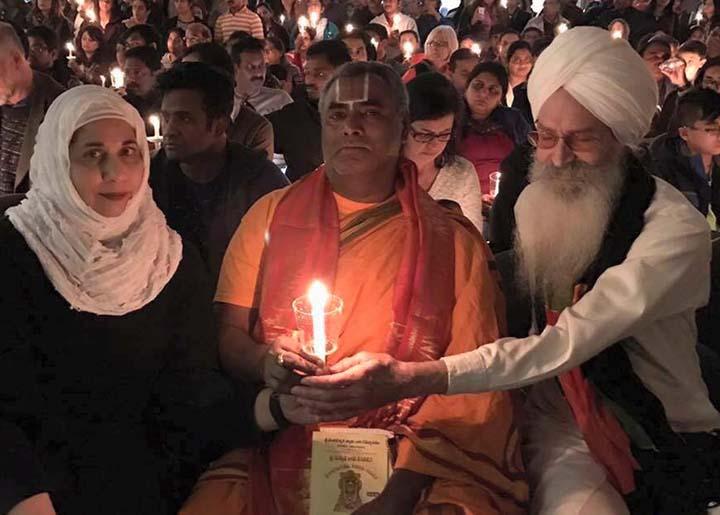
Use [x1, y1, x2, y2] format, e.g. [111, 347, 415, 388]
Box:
[528, 130, 601, 152]
[410, 127, 452, 143]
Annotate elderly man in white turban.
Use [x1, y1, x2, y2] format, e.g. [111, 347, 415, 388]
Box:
[291, 27, 720, 514]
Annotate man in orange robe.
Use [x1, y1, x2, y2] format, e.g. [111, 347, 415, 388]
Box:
[180, 62, 528, 515]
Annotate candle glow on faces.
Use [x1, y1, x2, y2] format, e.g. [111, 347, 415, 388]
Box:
[308, 281, 330, 363]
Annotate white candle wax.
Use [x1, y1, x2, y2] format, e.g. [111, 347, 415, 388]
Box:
[110, 67, 125, 88]
[148, 114, 161, 139]
[100, 75, 106, 87]
[308, 281, 329, 363]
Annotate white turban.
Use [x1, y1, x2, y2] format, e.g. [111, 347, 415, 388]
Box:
[528, 27, 658, 146]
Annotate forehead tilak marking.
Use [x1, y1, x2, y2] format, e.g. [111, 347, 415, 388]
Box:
[333, 72, 370, 109]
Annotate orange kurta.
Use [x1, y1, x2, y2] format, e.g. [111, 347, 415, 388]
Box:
[182, 186, 528, 514]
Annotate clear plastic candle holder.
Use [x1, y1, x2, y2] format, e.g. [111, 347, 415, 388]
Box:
[489, 171, 502, 199]
[292, 293, 343, 362]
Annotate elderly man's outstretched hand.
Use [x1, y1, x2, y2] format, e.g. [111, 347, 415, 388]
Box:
[290, 352, 411, 419]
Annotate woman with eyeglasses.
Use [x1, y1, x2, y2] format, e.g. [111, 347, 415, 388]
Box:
[404, 73, 484, 232]
[458, 62, 530, 199]
[505, 39, 532, 108]
[401, 25, 458, 82]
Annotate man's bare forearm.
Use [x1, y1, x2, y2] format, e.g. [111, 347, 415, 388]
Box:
[215, 303, 267, 383]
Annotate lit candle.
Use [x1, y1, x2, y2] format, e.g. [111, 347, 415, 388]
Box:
[298, 15, 309, 31]
[148, 114, 161, 140]
[309, 11, 319, 28]
[65, 42, 76, 60]
[308, 281, 330, 363]
[695, 10, 704, 22]
[556, 22, 568, 34]
[100, 75, 106, 87]
[345, 23, 354, 33]
[392, 13, 400, 30]
[86, 6, 96, 22]
[110, 67, 125, 88]
[402, 40, 414, 61]
[371, 37, 379, 48]
[493, 173, 501, 197]
[500, 0, 507, 7]
[611, 29, 623, 39]
[279, 13, 285, 24]
[470, 42, 481, 56]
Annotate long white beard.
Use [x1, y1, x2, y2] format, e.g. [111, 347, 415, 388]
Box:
[513, 154, 625, 305]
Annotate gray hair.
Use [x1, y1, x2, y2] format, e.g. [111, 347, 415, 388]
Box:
[319, 61, 409, 120]
[0, 22, 25, 55]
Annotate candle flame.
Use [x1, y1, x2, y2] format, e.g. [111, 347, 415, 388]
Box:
[402, 40, 414, 59]
[611, 29, 622, 39]
[557, 22, 568, 34]
[470, 42, 481, 55]
[345, 23, 354, 33]
[309, 11, 319, 27]
[65, 42, 75, 52]
[279, 14, 285, 23]
[298, 15, 309, 30]
[695, 10, 704, 22]
[371, 37, 379, 48]
[500, 0, 507, 7]
[86, 6, 96, 22]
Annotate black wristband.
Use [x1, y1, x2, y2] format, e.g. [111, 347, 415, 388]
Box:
[269, 392, 291, 429]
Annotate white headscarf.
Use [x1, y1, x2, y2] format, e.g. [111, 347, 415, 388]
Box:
[527, 27, 658, 146]
[7, 86, 182, 316]
[424, 25, 459, 57]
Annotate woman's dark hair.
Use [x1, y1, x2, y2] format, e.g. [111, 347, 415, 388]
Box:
[407, 72, 462, 167]
[506, 39, 531, 64]
[695, 56, 720, 86]
[467, 61, 509, 97]
[76, 24, 107, 65]
[92, 0, 122, 20]
[341, 30, 377, 60]
[266, 35, 286, 53]
[157, 61, 234, 123]
[33, 0, 63, 19]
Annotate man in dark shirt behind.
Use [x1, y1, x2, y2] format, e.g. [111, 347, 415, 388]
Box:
[150, 62, 288, 282]
[0, 21, 63, 196]
[267, 40, 351, 182]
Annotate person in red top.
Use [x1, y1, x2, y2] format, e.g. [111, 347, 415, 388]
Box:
[458, 61, 529, 195]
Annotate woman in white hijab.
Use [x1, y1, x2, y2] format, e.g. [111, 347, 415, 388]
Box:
[0, 86, 256, 515]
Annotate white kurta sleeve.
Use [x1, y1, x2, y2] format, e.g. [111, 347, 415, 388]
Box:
[442, 180, 712, 395]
